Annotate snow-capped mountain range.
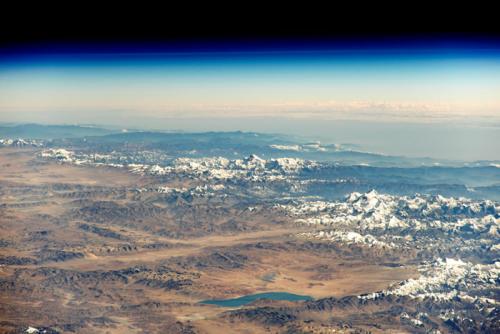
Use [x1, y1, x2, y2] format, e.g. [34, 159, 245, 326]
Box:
[280, 190, 499, 311]
[277, 190, 499, 233]
[40, 149, 318, 181]
[0, 138, 44, 147]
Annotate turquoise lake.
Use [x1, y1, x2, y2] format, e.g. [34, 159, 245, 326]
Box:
[200, 292, 313, 307]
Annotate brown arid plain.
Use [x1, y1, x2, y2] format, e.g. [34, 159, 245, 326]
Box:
[1, 148, 421, 333]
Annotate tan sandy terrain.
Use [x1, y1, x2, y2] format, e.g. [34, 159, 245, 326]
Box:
[0, 148, 148, 187]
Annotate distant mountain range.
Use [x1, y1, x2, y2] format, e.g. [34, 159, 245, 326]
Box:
[2, 123, 500, 169]
[0, 123, 117, 139]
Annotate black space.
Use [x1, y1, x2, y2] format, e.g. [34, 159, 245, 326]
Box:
[1, 5, 499, 50]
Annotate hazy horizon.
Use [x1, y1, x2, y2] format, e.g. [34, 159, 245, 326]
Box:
[1, 119, 499, 162]
[1, 40, 500, 161]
